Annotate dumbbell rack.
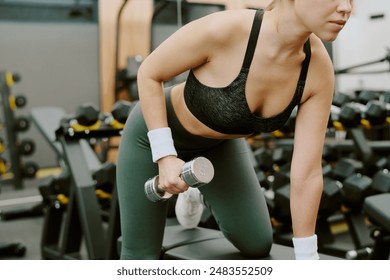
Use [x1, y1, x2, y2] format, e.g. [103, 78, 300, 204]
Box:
[0, 70, 29, 189]
[41, 122, 121, 260]
[272, 124, 390, 258]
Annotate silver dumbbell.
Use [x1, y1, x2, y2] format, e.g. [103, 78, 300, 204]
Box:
[144, 156, 214, 202]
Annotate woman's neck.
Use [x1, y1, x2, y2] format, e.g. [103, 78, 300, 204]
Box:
[262, 8, 311, 63]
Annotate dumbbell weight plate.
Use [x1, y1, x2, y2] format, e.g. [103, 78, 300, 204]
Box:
[75, 103, 100, 126]
[19, 139, 35, 156]
[22, 161, 39, 178]
[111, 100, 134, 124]
[15, 116, 30, 132]
[144, 175, 173, 202]
[181, 157, 214, 187]
[0, 242, 26, 257]
[15, 95, 27, 108]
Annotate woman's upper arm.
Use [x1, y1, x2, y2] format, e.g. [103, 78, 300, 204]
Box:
[291, 41, 335, 178]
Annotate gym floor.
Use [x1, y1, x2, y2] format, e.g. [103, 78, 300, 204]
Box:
[0, 168, 72, 260]
[0, 177, 44, 260]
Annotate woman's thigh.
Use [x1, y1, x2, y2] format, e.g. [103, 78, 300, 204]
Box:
[199, 138, 273, 257]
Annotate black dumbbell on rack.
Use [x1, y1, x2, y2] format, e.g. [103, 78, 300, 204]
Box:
[64, 102, 102, 131]
[17, 139, 36, 156]
[14, 116, 30, 132]
[108, 100, 136, 129]
[332, 93, 388, 140]
[0, 71, 40, 187]
[8, 94, 27, 110]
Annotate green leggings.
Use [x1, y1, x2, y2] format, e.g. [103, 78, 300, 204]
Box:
[116, 87, 273, 259]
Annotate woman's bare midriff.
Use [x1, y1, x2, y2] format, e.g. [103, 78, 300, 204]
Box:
[170, 83, 248, 140]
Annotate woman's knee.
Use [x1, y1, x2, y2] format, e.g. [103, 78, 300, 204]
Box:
[231, 232, 273, 258]
[220, 218, 274, 258]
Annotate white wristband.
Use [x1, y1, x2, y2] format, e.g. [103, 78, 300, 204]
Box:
[292, 234, 320, 260]
[147, 127, 178, 162]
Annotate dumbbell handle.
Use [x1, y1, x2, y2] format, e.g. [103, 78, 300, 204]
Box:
[345, 247, 373, 260]
[144, 157, 214, 202]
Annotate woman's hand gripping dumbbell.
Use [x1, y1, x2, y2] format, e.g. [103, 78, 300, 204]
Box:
[144, 157, 214, 202]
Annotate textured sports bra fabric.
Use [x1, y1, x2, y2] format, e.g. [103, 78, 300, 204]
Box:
[183, 10, 311, 134]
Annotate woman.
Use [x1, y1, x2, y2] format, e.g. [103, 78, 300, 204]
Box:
[116, 0, 352, 260]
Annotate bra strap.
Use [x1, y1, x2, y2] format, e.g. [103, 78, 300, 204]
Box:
[298, 39, 311, 83]
[242, 10, 263, 69]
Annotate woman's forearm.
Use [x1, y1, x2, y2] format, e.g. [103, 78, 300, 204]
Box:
[290, 175, 323, 237]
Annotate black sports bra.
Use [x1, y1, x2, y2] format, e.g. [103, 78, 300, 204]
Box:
[183, 10, 311, 135]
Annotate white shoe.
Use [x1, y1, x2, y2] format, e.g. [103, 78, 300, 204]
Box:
[175, 188, 204, 229]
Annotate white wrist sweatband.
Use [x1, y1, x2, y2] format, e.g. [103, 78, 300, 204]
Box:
[292, 234, 320, 260]
[147, 127, 177, 162]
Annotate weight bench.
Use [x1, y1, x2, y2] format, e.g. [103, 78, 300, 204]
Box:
[164, 238, 296, 260]
[364, 193, 390, 234]
[118, 224, 340, 260]
[362, 193, 390, 259]
[117, 223, 224, 259]
[163, 233, 341, 260]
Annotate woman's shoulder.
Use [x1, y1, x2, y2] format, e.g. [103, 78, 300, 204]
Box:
[193, 9, 257, 44]
[308, 34, 334, 74]
[309, 35, 333, 65]
[306, 35, 335, 93]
